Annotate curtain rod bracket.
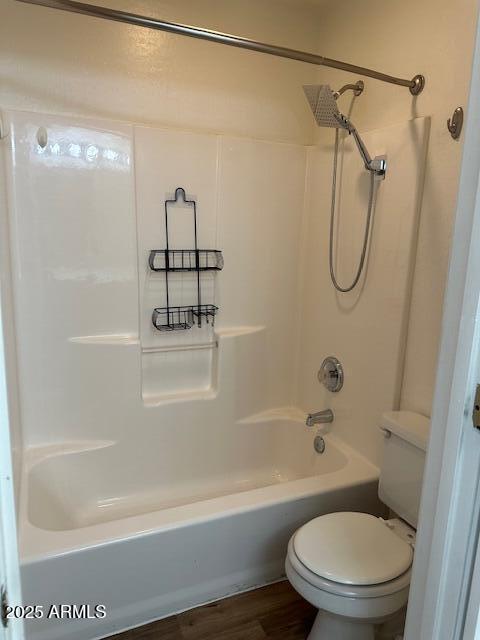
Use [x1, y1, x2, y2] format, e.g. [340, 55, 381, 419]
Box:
[410, 74, 426, 96]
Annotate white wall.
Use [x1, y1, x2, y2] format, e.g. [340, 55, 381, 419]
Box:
[307, 0, 479, 417]
[1, 0, 321, 144]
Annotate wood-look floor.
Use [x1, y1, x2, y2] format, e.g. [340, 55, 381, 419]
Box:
[108, 581, 316, 640]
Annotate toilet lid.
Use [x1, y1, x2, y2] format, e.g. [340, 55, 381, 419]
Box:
[293, 512, 413, 586]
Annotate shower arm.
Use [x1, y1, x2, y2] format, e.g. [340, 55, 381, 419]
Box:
[336, 114, 386, 177]
[334, 81, 365, 99]
[15, 0, 425, 95]
[349, 126, 373, 169]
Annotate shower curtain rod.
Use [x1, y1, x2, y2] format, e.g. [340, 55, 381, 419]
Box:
[16, 0, 425, 95]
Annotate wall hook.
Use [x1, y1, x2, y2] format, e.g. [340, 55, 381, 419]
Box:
[36, 126, 48, 149]
[447, 107, 464, 140]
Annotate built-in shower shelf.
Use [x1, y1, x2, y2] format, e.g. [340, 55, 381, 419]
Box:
[152, 304, 219, 332]
[149, 249, 224, 272]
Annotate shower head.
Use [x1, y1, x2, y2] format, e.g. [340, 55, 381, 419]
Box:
[303, 82, 386, 179]
[303, 82, 363, 129]
[303, 84, 345, 129]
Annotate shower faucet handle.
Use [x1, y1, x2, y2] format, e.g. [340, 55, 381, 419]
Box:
[318, 357, 344, 392]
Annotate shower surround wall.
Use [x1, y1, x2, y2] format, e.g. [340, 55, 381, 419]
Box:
[2, 108, 429, 638]
[2, 0, 476, 490]
[1, 0, 322, 504]
[297, 119, 430, 464]
[3, 110, 428, 460]
[4, 110, 306, 448]
[3, 110, 380, 640]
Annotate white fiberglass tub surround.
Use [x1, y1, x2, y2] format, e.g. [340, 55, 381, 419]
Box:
[21, 415, 380, 640]
[1, 111, 429, 640]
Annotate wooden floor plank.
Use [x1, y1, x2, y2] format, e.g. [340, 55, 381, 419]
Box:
[108, 581, 314, 640]
[179, 600, 232, 640]
[108, 615, 183, 640]
[182, 619, 267, 640]
[259, 598, 316, 639]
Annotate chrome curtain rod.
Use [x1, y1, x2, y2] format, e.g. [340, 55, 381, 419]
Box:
[16, 0, 425, 95]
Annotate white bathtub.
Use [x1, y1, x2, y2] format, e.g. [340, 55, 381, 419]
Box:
[20, 417, 381, 640]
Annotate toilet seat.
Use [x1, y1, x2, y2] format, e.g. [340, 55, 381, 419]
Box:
[287, 537, 412, 599]
[293, 512, 413, 587]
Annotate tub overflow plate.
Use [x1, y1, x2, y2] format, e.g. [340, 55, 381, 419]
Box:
[314, 435, 326, 454]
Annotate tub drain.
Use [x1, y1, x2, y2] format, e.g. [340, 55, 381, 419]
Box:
[314, 435, 325, 454]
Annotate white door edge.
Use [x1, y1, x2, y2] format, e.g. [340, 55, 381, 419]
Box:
[0, 120, 24, 640]
[0, 305, 24, 640]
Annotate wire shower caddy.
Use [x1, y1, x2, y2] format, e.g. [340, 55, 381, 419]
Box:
[149, 187, 223, 331]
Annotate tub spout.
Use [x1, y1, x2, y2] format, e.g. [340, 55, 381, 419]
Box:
[306, 409, 334, 427]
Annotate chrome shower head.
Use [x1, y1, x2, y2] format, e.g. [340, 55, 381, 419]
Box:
[303, 81, 364, 129]
[303, 84, 348, 129]
[303, 82, 386, 178]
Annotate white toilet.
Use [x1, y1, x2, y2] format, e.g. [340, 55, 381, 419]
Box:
[286, 411, 429, 640]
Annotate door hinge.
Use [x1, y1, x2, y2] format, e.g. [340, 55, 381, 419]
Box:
[473, 384, 480, 430]
[1, 584, 8, 628]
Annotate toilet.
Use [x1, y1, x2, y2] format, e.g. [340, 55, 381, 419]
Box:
[285, 411, 429, 640]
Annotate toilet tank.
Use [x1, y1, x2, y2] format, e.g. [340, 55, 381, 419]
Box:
[378, 411, 430, 528]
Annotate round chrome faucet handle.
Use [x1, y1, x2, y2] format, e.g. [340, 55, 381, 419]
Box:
[318, 357, 344, 392]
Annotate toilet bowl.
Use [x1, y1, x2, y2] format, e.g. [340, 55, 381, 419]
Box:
[285, 411, 429, 639]
[285, 512, 414, 640]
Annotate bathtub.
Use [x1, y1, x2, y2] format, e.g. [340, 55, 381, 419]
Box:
[20, 416, 381, 640]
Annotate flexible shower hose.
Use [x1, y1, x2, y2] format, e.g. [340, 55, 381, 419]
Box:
[329, 129, 377, 293]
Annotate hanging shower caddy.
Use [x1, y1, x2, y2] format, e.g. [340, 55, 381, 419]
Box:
[149, 187, 223, 331]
